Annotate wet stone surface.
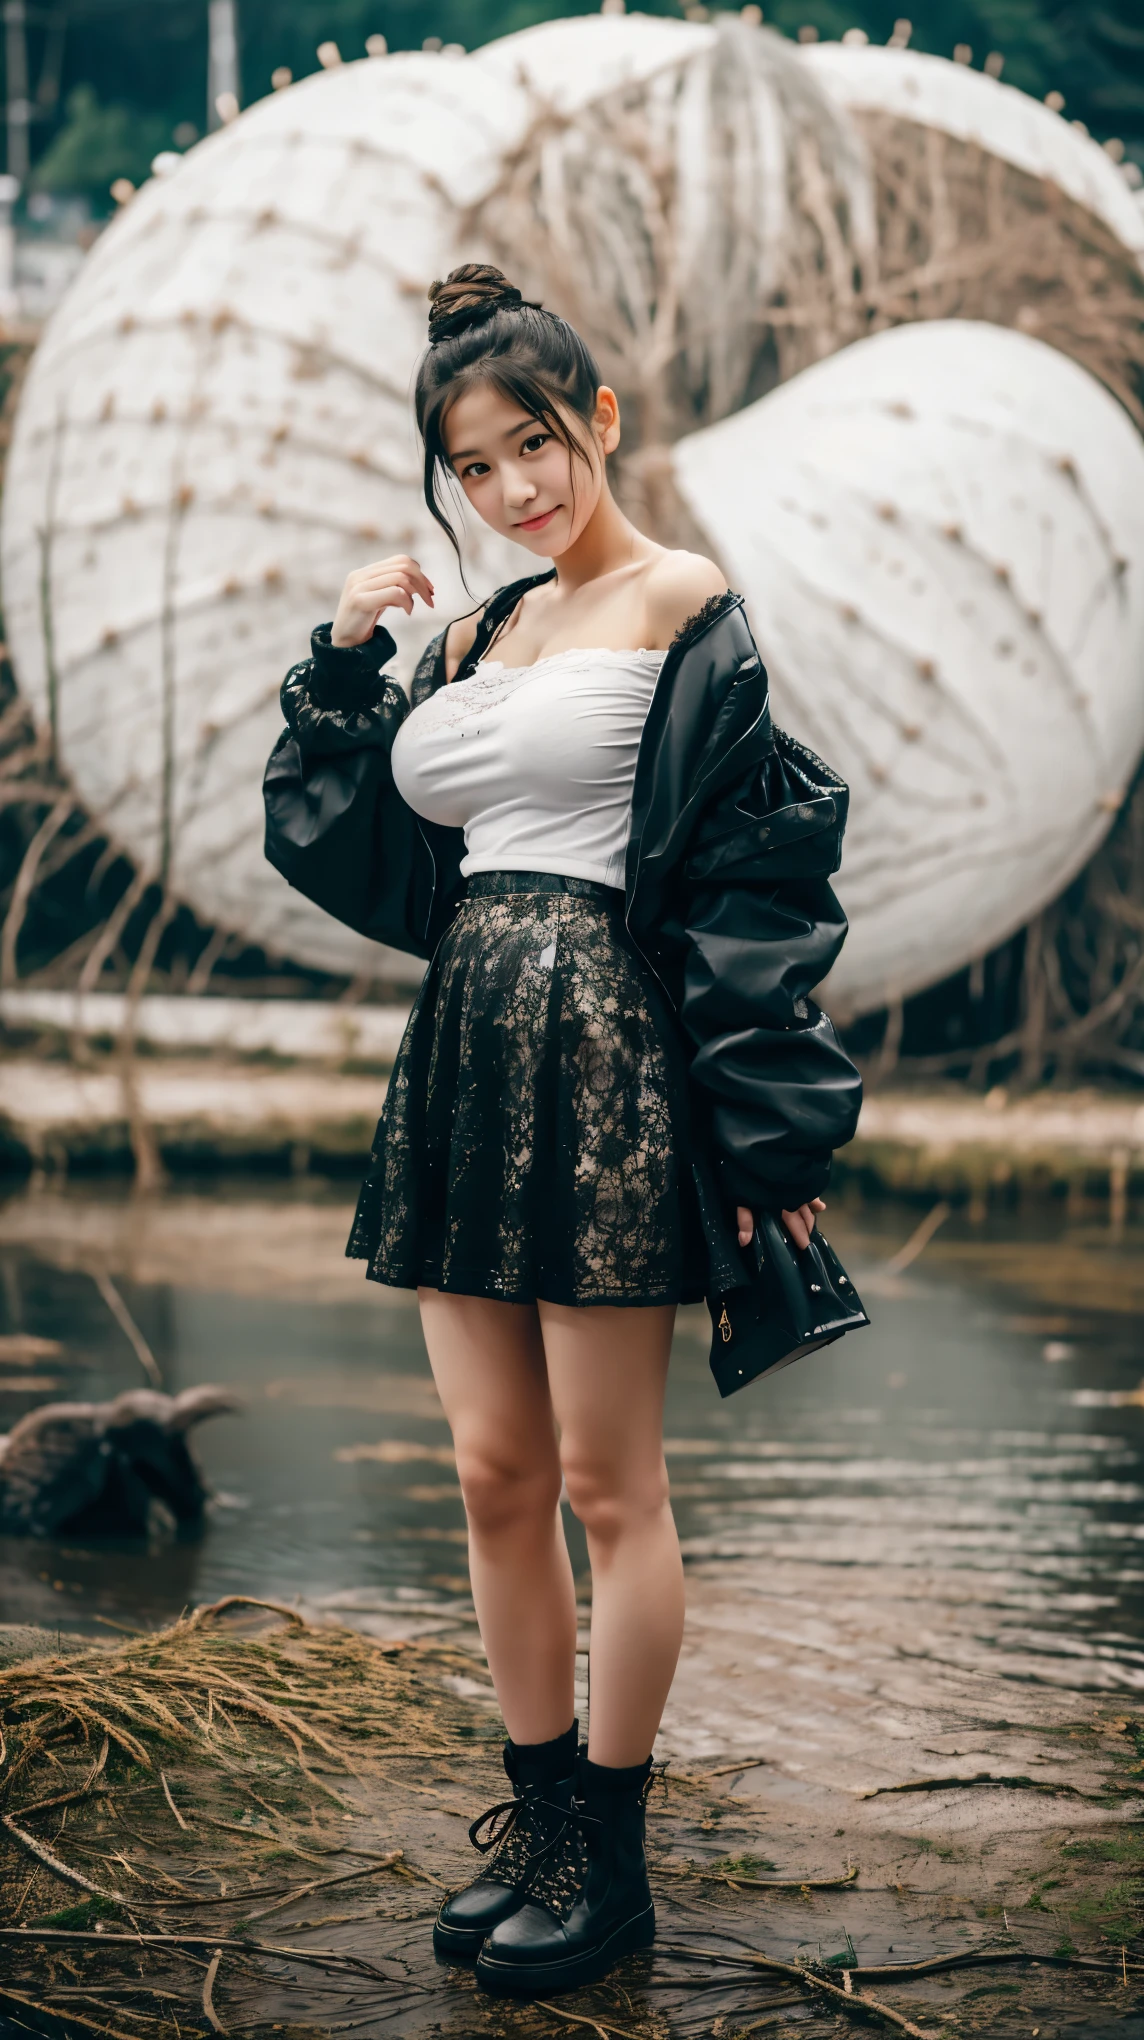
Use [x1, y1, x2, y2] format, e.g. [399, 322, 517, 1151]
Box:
[0, 1180, 1141, 2033]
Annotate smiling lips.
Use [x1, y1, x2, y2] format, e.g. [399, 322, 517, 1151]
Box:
[515, 506, 560, 532]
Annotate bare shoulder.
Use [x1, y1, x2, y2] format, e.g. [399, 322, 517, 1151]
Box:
[644, 550, 728, 648]
[443, 608, 481, 683]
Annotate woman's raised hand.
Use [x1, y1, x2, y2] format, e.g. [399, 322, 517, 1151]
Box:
[736, 1199, 825, 1252]
[331, 556, 435, 646]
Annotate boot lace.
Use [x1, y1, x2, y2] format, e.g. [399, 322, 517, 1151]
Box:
[466, 1784, 587, 1893]
[519, 1767, 657, 1922]
[468, 1788, 602, 1916]
[472, 1792, 607, 1922]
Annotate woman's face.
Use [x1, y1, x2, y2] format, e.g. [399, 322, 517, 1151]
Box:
[442, 380, 619, 559]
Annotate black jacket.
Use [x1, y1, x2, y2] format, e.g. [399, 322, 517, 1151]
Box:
[263, 573, 862, 1321]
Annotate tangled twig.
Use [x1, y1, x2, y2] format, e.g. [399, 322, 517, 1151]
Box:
[202, 1948, 226, 2035]
[657, 1940, 933, 2036]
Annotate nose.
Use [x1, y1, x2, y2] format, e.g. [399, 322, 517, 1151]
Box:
[502, 462, 537, 510]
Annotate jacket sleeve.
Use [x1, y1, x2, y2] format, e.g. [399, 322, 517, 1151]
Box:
[678, 724, 863, 1214]
[262, 622, 441, 957]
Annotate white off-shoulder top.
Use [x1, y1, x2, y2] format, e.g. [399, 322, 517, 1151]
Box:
[390, 646, 665, 889]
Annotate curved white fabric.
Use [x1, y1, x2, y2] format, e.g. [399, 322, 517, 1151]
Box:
[803, 42, 1144, 264]
[472, 12, 713, 112]
[672, 320, 1144, 1018]
[0, 12, 820, 979]
[392, 648, 663, 888]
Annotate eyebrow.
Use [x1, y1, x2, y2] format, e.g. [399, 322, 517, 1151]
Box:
[448, 415, 544, 463]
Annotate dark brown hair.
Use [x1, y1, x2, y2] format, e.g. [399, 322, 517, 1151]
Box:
[415, 262, 603, 558]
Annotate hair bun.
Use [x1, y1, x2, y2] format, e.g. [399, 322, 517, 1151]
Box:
[427, 263, 534, 342]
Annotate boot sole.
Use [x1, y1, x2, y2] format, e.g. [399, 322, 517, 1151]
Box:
[474, 1903, 655, 1997]
[432, 1917, 487, 1963]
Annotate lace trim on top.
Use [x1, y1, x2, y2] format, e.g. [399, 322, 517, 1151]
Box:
[471, 646, 666, 679]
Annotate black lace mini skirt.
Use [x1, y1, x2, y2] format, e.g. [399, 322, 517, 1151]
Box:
[347, 870, 709, 1307]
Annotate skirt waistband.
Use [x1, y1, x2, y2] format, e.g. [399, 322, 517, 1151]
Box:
[464, 870, 625, 905]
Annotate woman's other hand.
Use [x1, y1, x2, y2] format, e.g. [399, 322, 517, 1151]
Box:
[331, 555, 435, 646]
[736, 1199, 826, 1251]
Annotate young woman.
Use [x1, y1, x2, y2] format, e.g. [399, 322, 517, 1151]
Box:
[264, 264, 862, 1999]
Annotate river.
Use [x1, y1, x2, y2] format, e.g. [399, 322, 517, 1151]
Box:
[1, 1180, 1141, 1737]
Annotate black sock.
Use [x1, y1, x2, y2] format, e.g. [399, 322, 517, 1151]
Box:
[504, 1719, 578, 1786]
[581, 1754, 653, 1796]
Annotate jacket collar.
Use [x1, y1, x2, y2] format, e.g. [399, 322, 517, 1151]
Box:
[453, 569, 556, 680]
[625, 593, 773, 937]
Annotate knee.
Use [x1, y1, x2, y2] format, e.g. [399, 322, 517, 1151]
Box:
[560, 1450, 670, 1547]
[454, 1440, 562, 1537]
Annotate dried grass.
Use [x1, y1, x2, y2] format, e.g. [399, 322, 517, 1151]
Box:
[467, 20, 872, 463]
[860, 113, 1144, 431]
[0, 1600, 495, 2034]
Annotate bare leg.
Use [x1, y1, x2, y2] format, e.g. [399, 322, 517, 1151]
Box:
[417, 1288, 577, 1746]
[540, 1301, 682, 1768]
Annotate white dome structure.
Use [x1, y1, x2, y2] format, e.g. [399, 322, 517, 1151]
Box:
[671, 321, 1144, 1017]
[4, 17, 1144, 1017]
[799, 42, 1144, 436]
[472, 10, 713, 107]
[802, 42, 1144, 265]
[2, 9, 864, 981]
[472, 17, 874, 449]
[0, 21, 717, 980]
[0, 51, 519, 976]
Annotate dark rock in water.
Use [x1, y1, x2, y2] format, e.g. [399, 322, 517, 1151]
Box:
[0, 1386, 243, 1537]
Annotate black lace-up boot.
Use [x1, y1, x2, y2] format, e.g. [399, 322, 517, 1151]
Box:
[474, 1751, 655, 1996]
[432, 1721, 579, 1961]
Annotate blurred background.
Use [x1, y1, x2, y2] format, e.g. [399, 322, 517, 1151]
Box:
[0, 0, 1141, 1082]
[0, 0, 1142, 1701]
[7, 0, 1144, 223]
[0, 32, 1142, 2034]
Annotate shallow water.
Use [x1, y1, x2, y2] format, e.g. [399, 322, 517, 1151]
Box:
[1, 1181, 1143, 1716]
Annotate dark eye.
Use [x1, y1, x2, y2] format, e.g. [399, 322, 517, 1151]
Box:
[521, 432, 549, 455]
[462, 460, 490, 479]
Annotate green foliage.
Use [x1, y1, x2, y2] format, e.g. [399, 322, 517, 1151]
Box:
[1068, 1878, 1143, 1940]
[822, 1927, 859, 1967]
[34, 1893, 121, 1929]
[1025, 1874, 1064, 1910]
[9, 0, 1144, 201]
[30, 83, 169, 199]
[1062, 1830, 1144, 1864]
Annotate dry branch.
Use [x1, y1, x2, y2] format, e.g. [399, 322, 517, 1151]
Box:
[202, 1947, 226, 2035]
[0, 792, 72, 987]
[656, 1939, 933, 2036]
[159, 1770, 189, 1831]
[92, 1273, 163, 1389]
[0, 1927, 411, 1983]
[1, 1811, 126, 1903]
[469, 17, 870, 487]
[535, 2002, 645, 2040]
[884, 1201, 951, 1276]
[659, 1859, 859, 1892]
[14, 1735, 108, 1818]
[185, 1596, 307, 1631]
[239, 1850, 403, 1923]
[0, 1984, 140, 2040]
[858, 1772, 1124, 1801]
